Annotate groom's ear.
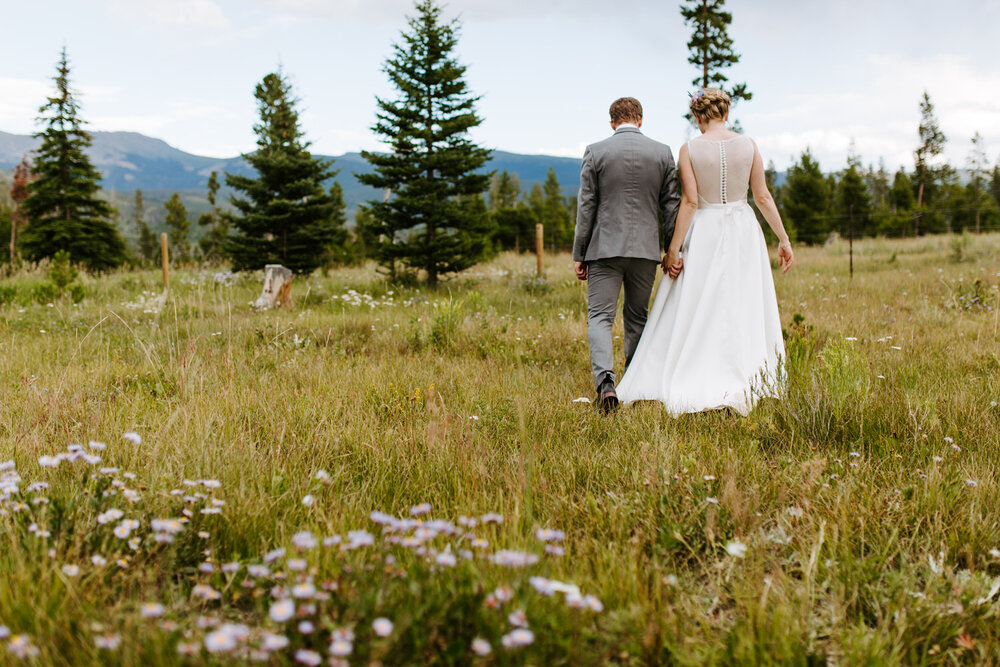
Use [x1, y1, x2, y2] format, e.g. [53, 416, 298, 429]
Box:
[636, 118, 643, 128]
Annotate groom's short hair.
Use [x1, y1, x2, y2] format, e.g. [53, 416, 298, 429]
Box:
[609, 97, 643, 125]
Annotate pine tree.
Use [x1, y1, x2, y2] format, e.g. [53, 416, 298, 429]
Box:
[783, 149, 829, 245]
[198, 171, 229, 260]
[680, 0, 751, 117]
[358, 0, 492, 288]
[913, 91, 946, 235]
[837, 154, 872, 237]
[541, 167, 569, 248]
[134, 189, 156, 263]
[225, 71, 340, 274]
[164, 193, 190, 262]
[10, 156, 32, 264]
[323, 181, 351, 265]
[966, 132, 990, 233]
[19, 48, 125, 270]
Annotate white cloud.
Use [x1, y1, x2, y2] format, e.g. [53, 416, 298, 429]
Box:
[748, 53, 1000, 171]
[107, 0, 230, 30]
[0, 78, 51, 133]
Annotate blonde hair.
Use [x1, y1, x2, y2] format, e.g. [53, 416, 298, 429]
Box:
[689, 88, 730, 122]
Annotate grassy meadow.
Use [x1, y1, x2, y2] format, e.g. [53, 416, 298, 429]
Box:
[1, 233, 999, 665]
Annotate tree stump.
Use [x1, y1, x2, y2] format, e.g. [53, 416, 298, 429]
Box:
[254, 265, 293, 310]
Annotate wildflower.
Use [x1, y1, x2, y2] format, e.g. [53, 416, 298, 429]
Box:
[706, 497, 719, 504]
[197, 530, 209, 538]
[295, 649, 322, 665]
[535, 528, 565, 542]
[545, 544, 565, 556]
[7, 634, 40, 658]
[703, 474, 716, 481]
[222, 562, 240, 574]
[787, 506, 804, 518]
[199, 562, 216, 573]
[263, 548, 286, 563]
[92, 555, 107, 567]
[38, 455, 60, 467]
[725, 540, 747, 559]
[122, 432, 142, 445]
[200, 507, 221, 515]
[269, 599, 295, 622]
[288, 558, 307, 571]
[501, 628, 534, 648]
[248, 565, 270, 578]
[933, 456, 943, 463]
[176, 641, 199, 656]
[410, 503, 432, 516]
[297, 621, 315, 634]
[481, 512, 504, 524]
[89, 441, 106, 451]
[0, 626, 8, 639]
[492, 550, 539, 567]
[372, 617, 393, 637]
[97, 509, 124, 525]
[291, 582, 316, 599]
[301, 494, 315, 507]
[435, 552, 457, 567]
[472, 637, 492, 655]
[94, 634, 121, 650]
[113, 525, 132, 539]
[329, 638, 353, 657]
[508, 609, 529, 627]
[315, 470, 330, 482]
[204, 630, 236, 653]
[61, 564, 80, 577]
[584, 594, 604, 612]
[966, 479, 978, 487]
[344, 530, 375, 549]
[201, 479, 221, 489]
[291, 531, 317, 550]
[260, 633, 289, 651]
[141, 603, 165, 618]
[493, 586, 515, 602]
[151, 518, 184, 534]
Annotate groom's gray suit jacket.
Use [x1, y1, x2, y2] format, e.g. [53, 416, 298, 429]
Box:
[573, 127, 681, 263]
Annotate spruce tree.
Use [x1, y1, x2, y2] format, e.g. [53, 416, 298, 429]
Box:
[992, 164, 1000, 211]
[783, 149, 829, 245]
[913, 91, 945, 235]
[680, 0, 751, 117]
[541, 167, 569, 248]
[20, 48, 126, 270]
[225, 71, 340, 274]
[323, 181, 351, 265]
[837, 156, 872, 237]
[164, 193, 190, 262]
[965, 132, 990, 233]
[358, 0, 492, 288]
[198, 171, 229, 261]
[134, 189, 156, 264]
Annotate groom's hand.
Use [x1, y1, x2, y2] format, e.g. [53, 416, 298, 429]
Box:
[574, 261, 588, 281]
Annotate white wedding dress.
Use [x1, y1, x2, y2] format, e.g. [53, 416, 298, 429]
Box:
[616, 135, 784, 416]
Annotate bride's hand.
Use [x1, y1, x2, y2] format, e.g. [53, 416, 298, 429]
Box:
[663, 248, 682, 279]
[778, 242, 794, 273]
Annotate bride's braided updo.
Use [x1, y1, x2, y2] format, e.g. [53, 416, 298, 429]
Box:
[689, 88, 730, 122]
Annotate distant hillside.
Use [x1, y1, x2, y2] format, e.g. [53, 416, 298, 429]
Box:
[0, 130, 583, 218]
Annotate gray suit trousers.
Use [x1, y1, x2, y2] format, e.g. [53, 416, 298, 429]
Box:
[587, 257, 658, 390]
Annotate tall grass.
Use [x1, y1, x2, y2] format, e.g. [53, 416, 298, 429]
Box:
[0, 234, 998, 664]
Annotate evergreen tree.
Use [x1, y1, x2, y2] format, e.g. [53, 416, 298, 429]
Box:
[991, 164, 1000, 211]
[541, 167, 569, 248]
[358, 0, 492, 288]
[10, 156, 32, 264]
[837, 154, 872, 237]
[134, 189, 156, 264]
[198, 171, 229, 260]
[782, 149, 829, 244]
[489, 170, 520, 211]
[164, 193, 190, 262]
[913, 91, 946, 235]
[225, 71, 340, 274]
[965, 132, 990, 233]
[323, 181, 351, 265]
[680, 0, 751, 116]
[19, 48, 125, 270]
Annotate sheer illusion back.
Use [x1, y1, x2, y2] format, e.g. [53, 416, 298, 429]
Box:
[687, 135, 754, 205]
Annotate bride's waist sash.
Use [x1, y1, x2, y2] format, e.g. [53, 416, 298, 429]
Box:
[697, 199, 748, 211]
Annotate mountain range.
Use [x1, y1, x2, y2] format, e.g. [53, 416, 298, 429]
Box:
[0, 130, 583, 231]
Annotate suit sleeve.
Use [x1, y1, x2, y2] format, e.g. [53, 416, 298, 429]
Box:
[659, 148, 681, 252]
[573, 147, 598, 263]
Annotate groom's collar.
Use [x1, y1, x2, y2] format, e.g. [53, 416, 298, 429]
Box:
[614, 123, 641, 134]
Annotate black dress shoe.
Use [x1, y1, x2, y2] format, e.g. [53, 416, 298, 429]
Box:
[597, 379, 618, 414]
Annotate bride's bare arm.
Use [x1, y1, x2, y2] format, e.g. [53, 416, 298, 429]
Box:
[749, 139, 794, 273]
[665, 144, 698, 276]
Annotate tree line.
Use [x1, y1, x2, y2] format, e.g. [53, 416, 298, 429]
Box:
[2, 0, 998, 285]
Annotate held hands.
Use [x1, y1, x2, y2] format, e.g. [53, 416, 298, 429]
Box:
[574, 261, 588, 281]
[662, 249, 683, 280]
[778, 242, 794, 274]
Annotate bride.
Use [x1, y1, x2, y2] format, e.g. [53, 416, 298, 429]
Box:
[615, 88, 794, 415]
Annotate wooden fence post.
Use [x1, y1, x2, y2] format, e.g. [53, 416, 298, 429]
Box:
[161, 233, 169, 290]
[535, 223, 544, 277]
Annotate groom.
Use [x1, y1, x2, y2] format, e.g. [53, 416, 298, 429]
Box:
[573, 97, 680, 413]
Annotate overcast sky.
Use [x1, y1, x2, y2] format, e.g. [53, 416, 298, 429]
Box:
[3, 0, 999, 171]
